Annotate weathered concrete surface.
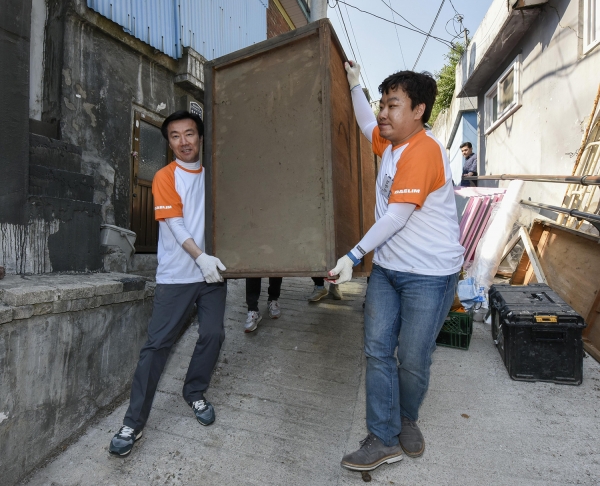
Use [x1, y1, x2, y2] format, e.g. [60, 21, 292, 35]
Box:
[21, 277, 600, 485]
[0, 273, 155, 486]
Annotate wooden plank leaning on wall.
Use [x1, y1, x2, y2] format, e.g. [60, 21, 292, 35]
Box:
[511, 220, 600, 362]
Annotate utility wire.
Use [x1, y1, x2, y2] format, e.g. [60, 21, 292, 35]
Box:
[382, 0, 407, 70]
[448, 0, 460, 15]
[412, 0, 445, 70]
[342, 2, 375, 93]
[334, 0, 454, 48]
[378, 0, 431, 37]
[335, 5, 369, 90]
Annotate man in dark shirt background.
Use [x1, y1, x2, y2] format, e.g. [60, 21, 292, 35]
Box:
[460, 142, 478, 187]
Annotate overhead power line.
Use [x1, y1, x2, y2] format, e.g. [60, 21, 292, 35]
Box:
[382, 0, 407, 70]
[342, 2, 374, 92]
[332, 0, 455, 49]
[334, 5, 369, 90]
[412, 0, 445, 70]
[378, 0, 431, 37]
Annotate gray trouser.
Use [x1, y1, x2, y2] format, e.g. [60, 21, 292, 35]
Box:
[123, 280, 227, 430]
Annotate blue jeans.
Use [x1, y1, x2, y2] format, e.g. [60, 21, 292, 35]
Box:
[364, 264, 459, 446]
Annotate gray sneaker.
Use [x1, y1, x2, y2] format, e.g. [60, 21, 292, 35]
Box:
[307, 285, 328, 302]
[328, 283, 343, 300]
[341, 433, 403, 471]
[190, 399, 215, 426]
[268, 300, 281, 319]
[244, 310, 262, 333]
[108, 425, 143, 457]
[399, 416, 425, 457]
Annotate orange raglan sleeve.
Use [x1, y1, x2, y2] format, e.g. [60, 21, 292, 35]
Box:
[371, 125, 391, 158]
[152, 163, 183, 221]
[388, 139, 446, 209]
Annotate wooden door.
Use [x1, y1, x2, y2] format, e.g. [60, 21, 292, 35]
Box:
[131, 112, 170, 252]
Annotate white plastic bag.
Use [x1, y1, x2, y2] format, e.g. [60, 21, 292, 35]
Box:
[457, 277, 485, 309]
[467, 180, 524, 304]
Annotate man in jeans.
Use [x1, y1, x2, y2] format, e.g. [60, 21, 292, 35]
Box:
[329, 64, 464, 472]
[109, 111, 227, 457]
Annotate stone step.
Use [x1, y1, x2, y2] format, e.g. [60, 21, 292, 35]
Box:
[29, 133, 82, 172]
[29, 165, 94, 202]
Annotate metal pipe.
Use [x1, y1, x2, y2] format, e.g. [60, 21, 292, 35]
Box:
[520, 200, 600, 230]
[462, 174, 600, 185]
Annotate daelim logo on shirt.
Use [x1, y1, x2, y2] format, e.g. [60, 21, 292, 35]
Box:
[393, 189, 421, 194]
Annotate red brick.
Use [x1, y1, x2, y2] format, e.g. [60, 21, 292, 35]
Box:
[267, 0, 293, 39]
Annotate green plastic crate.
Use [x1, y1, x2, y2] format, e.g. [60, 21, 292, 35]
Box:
[436, 311, 473, 350]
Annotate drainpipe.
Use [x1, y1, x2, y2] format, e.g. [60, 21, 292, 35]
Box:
[310, 0, 327, 22]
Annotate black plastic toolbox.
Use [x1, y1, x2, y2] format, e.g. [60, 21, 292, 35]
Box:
[489, 284, 586, 385]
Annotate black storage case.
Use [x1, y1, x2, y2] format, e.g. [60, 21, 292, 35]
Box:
[489, 284, 586, 385]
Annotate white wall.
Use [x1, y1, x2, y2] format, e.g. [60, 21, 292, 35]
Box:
[479, 0, 600, 206]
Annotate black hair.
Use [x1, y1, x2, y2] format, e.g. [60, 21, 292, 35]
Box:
[161, 110, 204, 140]
[460, 142, 473, 149]
[378, 71, 438, 124]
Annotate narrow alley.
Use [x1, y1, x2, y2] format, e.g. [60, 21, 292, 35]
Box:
[22, 278, 600, 486]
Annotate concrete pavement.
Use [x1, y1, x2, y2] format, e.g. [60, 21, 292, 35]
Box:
[22, 278, 600, 485]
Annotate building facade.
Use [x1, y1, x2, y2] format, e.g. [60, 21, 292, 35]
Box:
[434, 0, 600, 212]
[1, 0, 310, 275]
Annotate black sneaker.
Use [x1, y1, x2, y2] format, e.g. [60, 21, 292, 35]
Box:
[190, 399, 215, 426]
[341, 433, 403, 471]
[399, 416, 425, 457]
[108, 425, 142, 457]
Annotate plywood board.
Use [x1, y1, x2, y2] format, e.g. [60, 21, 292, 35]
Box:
[511, 220, 600, 361]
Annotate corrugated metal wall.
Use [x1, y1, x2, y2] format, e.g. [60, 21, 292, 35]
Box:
[87, 0, 267, 59]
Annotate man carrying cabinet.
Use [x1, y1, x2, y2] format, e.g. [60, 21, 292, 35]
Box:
[329, 64, 464, 471]
[109, 111, 227, 457]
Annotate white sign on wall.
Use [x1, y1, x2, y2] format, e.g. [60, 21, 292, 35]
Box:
[190, 101, 203, 120]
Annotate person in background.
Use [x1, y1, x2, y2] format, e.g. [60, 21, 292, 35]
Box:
[245, 276, 343, 333]
[328, 63, 464, 473]
[307, 277, 342, 302]
[244, 277, 282, 332]
[460, 142, 478, 187]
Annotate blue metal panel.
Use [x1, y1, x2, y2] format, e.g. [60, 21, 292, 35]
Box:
[87, 0, 267, 60]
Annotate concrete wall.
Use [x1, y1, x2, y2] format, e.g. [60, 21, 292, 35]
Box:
[29, 0, 47, 121]
[0, 273, 155, 486]
[55, 7, 196, 228]
[0, 0, 32, 226]
[477, 0, 600, 205]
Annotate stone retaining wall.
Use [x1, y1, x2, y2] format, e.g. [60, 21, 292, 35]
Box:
[0, 273, 155, 486]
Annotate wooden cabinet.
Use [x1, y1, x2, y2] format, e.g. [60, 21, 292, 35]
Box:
[204, 19, 375, 277]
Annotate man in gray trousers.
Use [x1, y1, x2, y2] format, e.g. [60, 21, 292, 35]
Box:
[109, 110, 227, 457]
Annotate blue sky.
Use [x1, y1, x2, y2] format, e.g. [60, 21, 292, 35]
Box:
[327, 0, 492, 100]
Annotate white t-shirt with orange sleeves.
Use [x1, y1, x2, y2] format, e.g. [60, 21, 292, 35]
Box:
[152, 160, 206, 284]
[371, 126, 464, 275]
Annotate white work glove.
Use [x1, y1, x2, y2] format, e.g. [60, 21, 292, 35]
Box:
[344, 61, 361, 90]
[327, 255, 354, 285]
[195, 253, 226, 283]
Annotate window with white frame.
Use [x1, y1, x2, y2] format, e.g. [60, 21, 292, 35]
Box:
[584, 0, 600, 53]
[484, 55, 522, 134]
